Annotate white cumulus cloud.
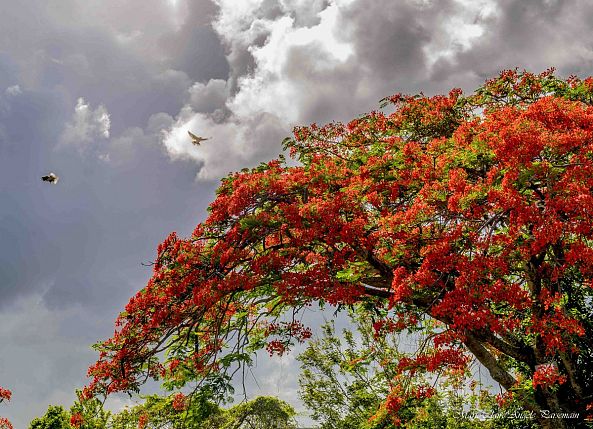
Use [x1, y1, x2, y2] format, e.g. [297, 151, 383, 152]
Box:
[162, 108, 286, 180]
[4, 84, 22, 96]
[422, 0, 500, 67]
[59, 97, 111, 150]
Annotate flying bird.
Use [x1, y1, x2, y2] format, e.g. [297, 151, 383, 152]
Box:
[41, 172, 59, 184]
[188, 130, 209, 146]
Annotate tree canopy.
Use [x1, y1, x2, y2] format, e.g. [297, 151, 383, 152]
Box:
[30, 394, 295, 429]
[85, 69, 593, 428]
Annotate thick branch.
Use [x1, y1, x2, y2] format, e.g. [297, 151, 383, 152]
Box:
[463, 333, 540, 414]
[474, 329, 535, 366]
[360, 282, 393, 299]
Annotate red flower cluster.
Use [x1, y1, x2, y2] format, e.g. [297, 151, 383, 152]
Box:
[137, 412, 148, 429]
[171, 392, 186, 411]
[397, 348, 469, 375]
[266, 340, 287, 356]
[0, 388, 10, 403]
[69, 412, 84, 428]
[532, 363, 567, 389]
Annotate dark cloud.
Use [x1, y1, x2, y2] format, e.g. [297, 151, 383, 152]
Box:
[429, 0, 593, 91]
[0, 294, 107, 428]
[338, 1, 437, 81]
[0, 0, 229, 132]
[0, 55, 20, 90]
[188, 79, 228, 113]
[37, 135, 218, 311]
[168, 25, 230, 83]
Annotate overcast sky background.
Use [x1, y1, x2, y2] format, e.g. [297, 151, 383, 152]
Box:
[2, 0, 593, 426]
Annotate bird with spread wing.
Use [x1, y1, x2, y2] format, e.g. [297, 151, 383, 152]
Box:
[41, 172, 59, 184]
[188, 130, 209, 146]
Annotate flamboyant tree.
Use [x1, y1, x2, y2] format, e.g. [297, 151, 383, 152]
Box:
[86, 70, 593, 428]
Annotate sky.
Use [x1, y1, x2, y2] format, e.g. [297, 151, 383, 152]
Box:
[2, 0, 593, 426]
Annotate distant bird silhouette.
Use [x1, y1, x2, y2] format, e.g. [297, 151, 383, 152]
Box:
[41, 172, 59, 184]
[188, 130, 209, 146]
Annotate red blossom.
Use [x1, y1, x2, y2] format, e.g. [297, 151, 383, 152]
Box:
[533, 363, 567, 389]
[171, 392, 186, 411]
[0, 388, 10, 403]
[69, 412, 84, 428]
[138, 413, 148, 429]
